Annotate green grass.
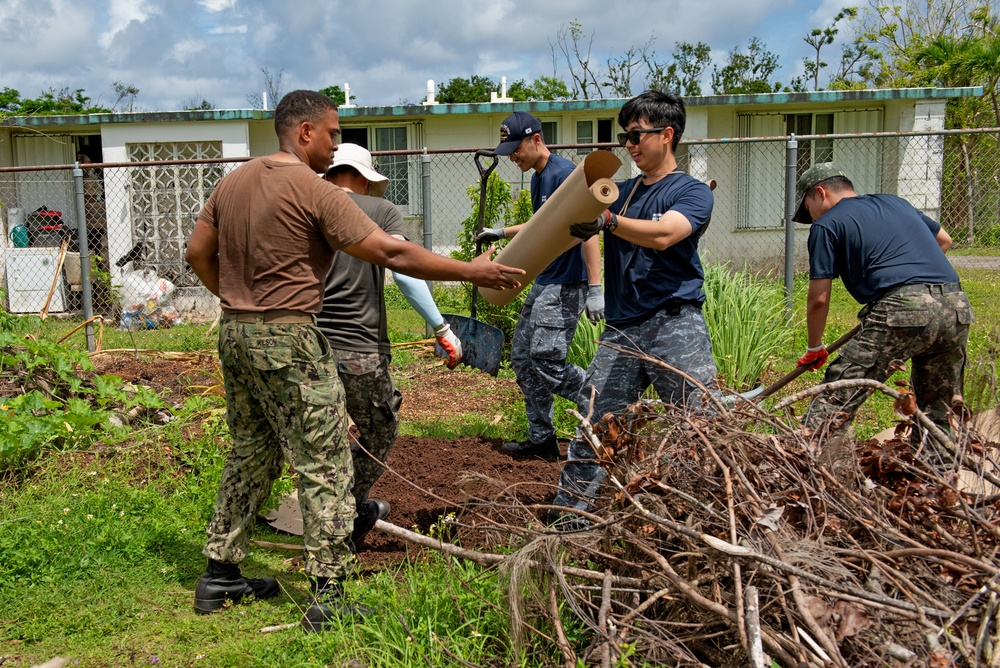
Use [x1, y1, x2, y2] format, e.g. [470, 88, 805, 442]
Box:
[4, 270, 999, 665]
[0, 401, 549, 668]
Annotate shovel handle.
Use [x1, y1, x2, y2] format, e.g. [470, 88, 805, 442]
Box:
[757, 324, 862, 400]
[472, 150, 498, 319]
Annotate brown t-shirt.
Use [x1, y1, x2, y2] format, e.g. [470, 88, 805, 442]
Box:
[199, 157, 377, 313]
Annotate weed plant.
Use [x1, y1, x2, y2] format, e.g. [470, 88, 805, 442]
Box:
[702, 263, 796, 393]
[1, 301, 167, 468]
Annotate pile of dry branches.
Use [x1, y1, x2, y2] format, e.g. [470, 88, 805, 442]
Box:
[390, 380, 1000, 667]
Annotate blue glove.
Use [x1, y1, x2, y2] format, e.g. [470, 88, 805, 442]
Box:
[585, 285, 605, 323]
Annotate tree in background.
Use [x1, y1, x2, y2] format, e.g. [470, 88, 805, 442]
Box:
[319, 85, 346, 106]
[510, 76, 572, 101]
[803, 7, 858, 90]
[711, 37, 788, 94]
[551, 20, 603, 99]
[646, 41, 712, 96]
[0, 87, 111, 116]
[605, 39, 652, 97]
[846, 0, 982, 87]
[112, 80, 140, 113]
[245, 67, 284, 109]
[436, 75, 571, 103]
[437, 75, 496, 103]
[182, 97, 216, 111]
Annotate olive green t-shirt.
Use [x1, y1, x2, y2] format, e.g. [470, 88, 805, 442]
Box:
[199, 157, 377, 313]
[316, 192, 408, 354]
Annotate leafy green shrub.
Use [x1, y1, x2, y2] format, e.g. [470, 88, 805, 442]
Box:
[702, 263, 796, 392]
[451, 178, 533, 348]
[0, 298, 166, 468]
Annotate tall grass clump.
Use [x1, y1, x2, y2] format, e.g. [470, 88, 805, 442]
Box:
[568, 315, 603, 370]
[702, 263, 795, 392]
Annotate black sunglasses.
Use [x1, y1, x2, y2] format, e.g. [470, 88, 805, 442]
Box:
[617, 127, 666, 147]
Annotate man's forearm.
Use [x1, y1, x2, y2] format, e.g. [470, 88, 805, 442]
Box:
[805, 279, 832, 349]
[189, 257, 220, 297]
[582, 235, 601, 284]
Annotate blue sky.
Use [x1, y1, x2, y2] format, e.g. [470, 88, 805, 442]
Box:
[0, 0, 857, 112]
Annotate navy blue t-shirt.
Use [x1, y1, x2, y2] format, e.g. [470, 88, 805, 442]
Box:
[531, 154, 588, 285]
[807, 194, 958, 304]
[605, 171, 714, 328]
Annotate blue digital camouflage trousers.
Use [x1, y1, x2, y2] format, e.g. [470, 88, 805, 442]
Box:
[511, 282, 588, 444]
[204, 318, 355, 579]
[552, 304, 719, 516]
[804, 284, 973, 450]
[331, 349, 403, 503]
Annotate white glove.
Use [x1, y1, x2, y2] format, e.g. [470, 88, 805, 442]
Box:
[435, 322, 463, 368]
[476, 227, 506, 244]
[585, 284, 605, 323]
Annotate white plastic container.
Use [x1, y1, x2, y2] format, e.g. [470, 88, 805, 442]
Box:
[7, 207, 25, 234]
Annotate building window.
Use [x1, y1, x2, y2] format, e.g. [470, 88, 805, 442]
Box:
[541, 121, 558, 144]
[576, 120, 593, 154]
[787, 113, 834, 178]
[341, 128, 368, 148]
[126, 141, 224, 286]
[374, 126, 408, 206]
[597, 119, 614, 143]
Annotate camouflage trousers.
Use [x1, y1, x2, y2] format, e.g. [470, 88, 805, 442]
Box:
[552, 303, 719, 515]
[204, 318, 355, 579]
[331, 349, 403, 503]
[511, 282, 588, 444]
[804, 284, 973, 448]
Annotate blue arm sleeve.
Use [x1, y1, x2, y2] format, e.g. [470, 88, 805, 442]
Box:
[392, 271, 445, 329]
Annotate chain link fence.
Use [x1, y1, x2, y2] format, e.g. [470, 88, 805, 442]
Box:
[2, 129, 998, 350]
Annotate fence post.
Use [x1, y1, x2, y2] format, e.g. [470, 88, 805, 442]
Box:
[72, 164, 96, 352]
[784, 134, 798, 312]
[421, 148, 433, 337]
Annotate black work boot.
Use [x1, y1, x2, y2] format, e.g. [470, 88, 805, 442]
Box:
[350, 499, 390, 552]
[193, 559, 280, 614]
[301, 577, 372, 632]
[501, 435, 559, 459]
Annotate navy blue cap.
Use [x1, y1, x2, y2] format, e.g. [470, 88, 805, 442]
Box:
[494, 112, 542, 156]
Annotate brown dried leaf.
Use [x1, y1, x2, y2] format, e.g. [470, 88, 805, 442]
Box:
[832, 601, 870, 640]
[803, 596, 832, 626]
[894, 390, 917, 417]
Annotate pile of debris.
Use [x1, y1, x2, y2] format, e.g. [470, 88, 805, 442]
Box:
[431, 384, 1000, 667]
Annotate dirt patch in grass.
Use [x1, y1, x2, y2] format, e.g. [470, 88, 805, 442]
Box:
[90, 351, 557, 570]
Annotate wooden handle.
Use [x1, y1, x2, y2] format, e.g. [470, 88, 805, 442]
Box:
[757, 324, 861, 399]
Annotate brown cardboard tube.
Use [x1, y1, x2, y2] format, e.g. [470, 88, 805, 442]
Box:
[480, 151, 622, 306]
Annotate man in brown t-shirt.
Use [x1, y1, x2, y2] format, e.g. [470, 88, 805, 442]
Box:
[184, 89, 523, 631]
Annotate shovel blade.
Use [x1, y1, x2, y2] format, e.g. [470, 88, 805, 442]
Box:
[720, 385, 766, 408]
[436, 314, 505, 376]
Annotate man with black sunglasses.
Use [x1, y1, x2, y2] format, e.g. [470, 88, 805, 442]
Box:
[552, 89, 719, 527]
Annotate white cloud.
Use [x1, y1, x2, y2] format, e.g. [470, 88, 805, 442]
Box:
[200, 0, 236, 10]
[206, 24, 248, 34]
[99, 0, 158, 49]
[0, 0, 876, 112]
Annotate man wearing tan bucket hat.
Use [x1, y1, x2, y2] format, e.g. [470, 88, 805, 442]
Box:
[320, 143, 463, 550]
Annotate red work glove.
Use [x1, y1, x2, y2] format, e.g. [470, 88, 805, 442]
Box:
[797, 346, 829, 371]
[435, 322, 463, 369]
